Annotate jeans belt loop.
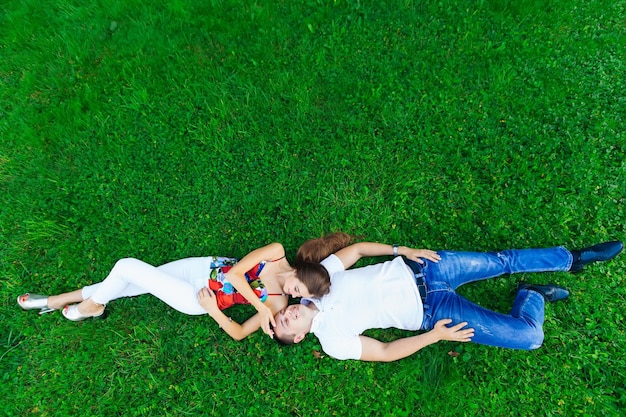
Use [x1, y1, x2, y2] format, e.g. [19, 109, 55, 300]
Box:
[414, 273, 427, 304]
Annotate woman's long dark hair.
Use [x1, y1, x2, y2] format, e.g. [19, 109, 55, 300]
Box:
[296, 232, 356, 263]
[294, 261, 331, 297]
[295, 232, 359, 298]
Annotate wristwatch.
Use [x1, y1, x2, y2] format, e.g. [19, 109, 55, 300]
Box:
[392, 244, 399, 257]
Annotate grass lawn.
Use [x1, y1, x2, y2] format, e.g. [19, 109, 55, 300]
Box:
[1, 0, 625, 415]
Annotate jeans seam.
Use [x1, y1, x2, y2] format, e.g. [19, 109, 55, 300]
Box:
[558, 245, 574, 270]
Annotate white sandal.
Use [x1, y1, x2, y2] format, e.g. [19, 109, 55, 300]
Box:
[17, 293, 56, 315]
[62, 302, 106, 321]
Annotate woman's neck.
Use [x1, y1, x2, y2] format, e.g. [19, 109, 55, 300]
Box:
[265, 268, 293, 294]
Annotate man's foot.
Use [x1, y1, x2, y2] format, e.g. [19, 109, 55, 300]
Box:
[518, 284, 570, 302]
[569, 241, 623, 272]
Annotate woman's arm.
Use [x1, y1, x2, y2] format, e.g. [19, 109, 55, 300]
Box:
[197, 287, 265, 341]
[334, 242, 441, 269]
[222, 242, 285, 337]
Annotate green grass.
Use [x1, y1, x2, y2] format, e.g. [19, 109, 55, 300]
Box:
[1, 0, 625, 415]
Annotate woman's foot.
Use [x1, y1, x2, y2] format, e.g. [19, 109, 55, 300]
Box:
[62, 299, 106, 321]
[17, 293, 55, 314]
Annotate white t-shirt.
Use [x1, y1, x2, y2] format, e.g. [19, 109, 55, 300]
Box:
[308, 255, 424, 360]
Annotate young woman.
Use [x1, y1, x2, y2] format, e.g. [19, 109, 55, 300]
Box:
[17, 242, 331, 340]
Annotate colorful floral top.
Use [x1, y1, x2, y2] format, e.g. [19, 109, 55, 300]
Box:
[207, 256, 284, 310]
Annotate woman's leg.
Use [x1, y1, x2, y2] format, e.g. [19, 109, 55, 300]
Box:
[77, 257, 213, 315]
[47, 290, 84, 310]
[425, 247, 572, 290]
[422, 288, 546, 350]
[79, 256, 210, 302]
[46, 272, 155, 311]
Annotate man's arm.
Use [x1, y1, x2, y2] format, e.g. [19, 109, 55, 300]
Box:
[335, 242, 441, 269]
[358, 319, 474, 362]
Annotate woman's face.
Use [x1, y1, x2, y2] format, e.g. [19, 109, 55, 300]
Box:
[282, 274, 312, 298]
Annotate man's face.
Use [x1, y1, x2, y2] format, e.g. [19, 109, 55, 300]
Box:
[273, 304, 312, 343]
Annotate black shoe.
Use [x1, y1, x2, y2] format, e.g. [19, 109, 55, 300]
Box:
[569, 241, 623, 272]
[518, 284, 570, 302]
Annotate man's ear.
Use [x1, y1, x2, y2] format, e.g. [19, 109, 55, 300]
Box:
[294, 332, 307, 344]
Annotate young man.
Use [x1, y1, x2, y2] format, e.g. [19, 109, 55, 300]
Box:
[273, 241, 623, 362]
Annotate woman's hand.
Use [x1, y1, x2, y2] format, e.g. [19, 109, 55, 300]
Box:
[256, 303, 276, 338]
[197, 287, 220, 316]
[401, 247, 441, 264]
[432, 319, 474, 342]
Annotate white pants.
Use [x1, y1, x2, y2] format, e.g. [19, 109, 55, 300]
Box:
[81, 257, 215, 315]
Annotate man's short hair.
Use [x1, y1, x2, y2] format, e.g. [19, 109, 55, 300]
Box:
[271, 323, 296, 346]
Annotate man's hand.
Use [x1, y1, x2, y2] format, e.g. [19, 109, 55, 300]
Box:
[402, 248, 442, 264]
[432, 319, 474, 342]
[359, 318, 473, 362]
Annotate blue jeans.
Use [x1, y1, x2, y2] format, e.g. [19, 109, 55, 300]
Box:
[413, 247, 572, 350]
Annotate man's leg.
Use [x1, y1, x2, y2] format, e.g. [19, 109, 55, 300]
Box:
[422, 288, 547, 350]
[423, 247, 572, 290]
